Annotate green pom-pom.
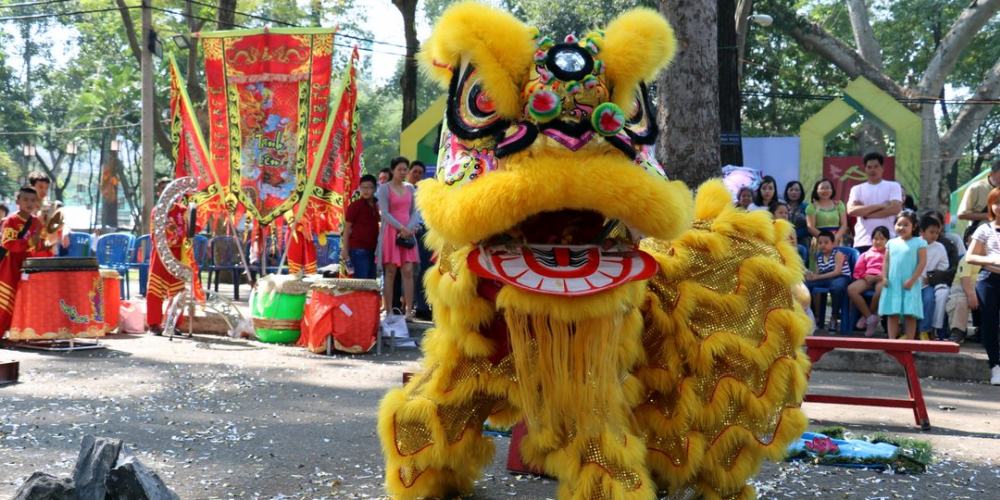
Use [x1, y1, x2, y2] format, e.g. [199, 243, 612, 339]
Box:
[528, 90, 561, 123]
[591, 102, 625, 136]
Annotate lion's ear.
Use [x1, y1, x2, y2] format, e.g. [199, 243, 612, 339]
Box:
[599, 8, 676, 112]
[419, 2, 535, 119]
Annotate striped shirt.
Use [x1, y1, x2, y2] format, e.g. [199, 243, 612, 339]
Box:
[816, 250, 851, 277]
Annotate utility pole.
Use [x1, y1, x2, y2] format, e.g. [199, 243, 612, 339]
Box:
[141, 0, 155, 232]
[718, 0, 743, 167]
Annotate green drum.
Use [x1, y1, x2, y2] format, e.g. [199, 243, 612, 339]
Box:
[250, 275, 309, 343]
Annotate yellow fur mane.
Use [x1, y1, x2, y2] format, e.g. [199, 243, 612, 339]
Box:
[379, 4, 809, 499]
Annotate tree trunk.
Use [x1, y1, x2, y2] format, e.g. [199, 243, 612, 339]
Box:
[114, 0, 176, 163]
[393, 0, 420, 130]
[657, 0, 720, 188]
[309, 0, 323, 26]
[846, 0, 886, 155]
[101, 154, 119, 228]
[734, 0, 753, 79]
[718, 0, 743, 166]
[185, 1, 205, 104]
[217, 0, 238, 29]
[919, 104, 943, 207]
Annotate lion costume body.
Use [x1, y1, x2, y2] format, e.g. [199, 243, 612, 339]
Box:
[377, 3, 811, 498]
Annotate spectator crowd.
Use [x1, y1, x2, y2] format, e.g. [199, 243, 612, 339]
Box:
[735, 153, 1000, 385]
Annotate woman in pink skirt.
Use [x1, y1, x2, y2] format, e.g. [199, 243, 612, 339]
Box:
[376, 157, 420, 318]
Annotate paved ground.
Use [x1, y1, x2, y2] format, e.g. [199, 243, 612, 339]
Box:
[2, 329, 999, 499]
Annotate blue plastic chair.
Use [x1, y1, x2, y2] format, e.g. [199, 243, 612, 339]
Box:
[809, 246, 859, 334]
[846, 288, 877, 334]
[60, 231, 94, 257]
[206, 236, 244, 300]
[97, 233, 135, 298]
[262, 235, 289, 276]
[192, 234, 210, 284]
[128, 234, 151, 296]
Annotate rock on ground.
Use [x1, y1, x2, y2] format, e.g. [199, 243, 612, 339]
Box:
[11, 471, 74, 500]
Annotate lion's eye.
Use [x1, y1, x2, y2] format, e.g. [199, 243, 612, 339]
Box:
[447, 63, 507, 140]
[624, 83, 657, 145]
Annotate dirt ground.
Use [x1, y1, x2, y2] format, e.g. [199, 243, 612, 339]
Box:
[2, 332, 999, 499]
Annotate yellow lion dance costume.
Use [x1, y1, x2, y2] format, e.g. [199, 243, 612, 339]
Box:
[378, 3, 811, 498]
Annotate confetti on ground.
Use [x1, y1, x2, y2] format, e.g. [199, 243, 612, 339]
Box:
[2, 331, 999, 498]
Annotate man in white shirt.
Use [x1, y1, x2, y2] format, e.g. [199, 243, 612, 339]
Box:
[956, 160, 1000, 240]
[847, 152, 903, 253]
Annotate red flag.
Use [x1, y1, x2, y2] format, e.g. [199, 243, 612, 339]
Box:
[305, 46, 363, 234]
[201, 29, 336, 225]
[168, 55, 224, 218]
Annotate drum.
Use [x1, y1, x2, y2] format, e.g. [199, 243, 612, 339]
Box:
[299, 279, 380, 354]
[100, 269, 121, 333]
[22, 256, 98, 273]
[8, 258, 104, 340]
[250, 275, 309, 343]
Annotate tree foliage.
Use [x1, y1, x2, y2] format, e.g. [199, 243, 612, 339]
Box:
[752, 0, 1000, 202]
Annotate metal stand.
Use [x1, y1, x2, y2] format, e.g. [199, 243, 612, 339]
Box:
[155, 177, 250, 341]
[5, 338, 105, 351]
[163, 289, 245, 341]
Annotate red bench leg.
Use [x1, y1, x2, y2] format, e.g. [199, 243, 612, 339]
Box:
[506, 421, 544, 475]
[887, 351, 931, 430]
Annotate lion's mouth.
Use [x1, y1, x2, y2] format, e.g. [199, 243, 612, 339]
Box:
[467, 210, 658, 296]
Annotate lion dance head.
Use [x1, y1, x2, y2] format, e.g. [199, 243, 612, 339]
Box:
[378, 3, 811, 499]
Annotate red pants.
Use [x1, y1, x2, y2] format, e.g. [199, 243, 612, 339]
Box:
[146, 256, 184, 329]
[287, 229, 317, 274]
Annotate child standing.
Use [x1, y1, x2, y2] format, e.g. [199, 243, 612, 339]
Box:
[848, 226, 889, 336]
[879, 210, 928, 340]
[918, 215, 950, 340]
[0, 187, 46, 334]
[805, 231, 851, 331]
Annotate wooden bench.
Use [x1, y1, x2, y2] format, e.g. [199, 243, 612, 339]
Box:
[804, 336, 960, 430]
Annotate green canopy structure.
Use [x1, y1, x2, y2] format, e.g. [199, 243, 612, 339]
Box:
[399, 95, 446, 166]
[799, 77, 922, 202]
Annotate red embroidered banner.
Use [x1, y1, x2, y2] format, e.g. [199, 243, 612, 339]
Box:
[168, 55, 224, 217]
[305, 46, 363, 234]
[201, 29, 335, 225]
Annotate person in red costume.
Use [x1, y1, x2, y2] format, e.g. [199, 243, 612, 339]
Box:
[146, 180, 191, 335]
[28, 171, 66, 256]
[0, 186, 47, 335]
[286, 216, 317, 275]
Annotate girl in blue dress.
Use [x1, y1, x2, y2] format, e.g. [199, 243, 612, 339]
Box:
[879, 210, 928, 339]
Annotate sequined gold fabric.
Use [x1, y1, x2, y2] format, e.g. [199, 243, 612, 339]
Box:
[439, 397, 501, 444]
[398, 465, 425, 488]
[638, 218, 808, 498]
[582, 439, 643, 491]
[445, 355, 517, 393]
[395, 418, 433, 456]
[646, 433, 687, 467]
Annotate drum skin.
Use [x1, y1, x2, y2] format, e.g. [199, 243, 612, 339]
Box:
[22, 256, 98, 273]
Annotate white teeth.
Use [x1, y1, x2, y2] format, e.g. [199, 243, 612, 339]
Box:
[517, 270, 544, 289]
[468, 243, 658, 297]
[500, 257, 528, 277]
[586, 273, 613, 288]
[539, 277, 564, 293]
[600, 261, 623, 275]
[564, 278, 590, 292]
